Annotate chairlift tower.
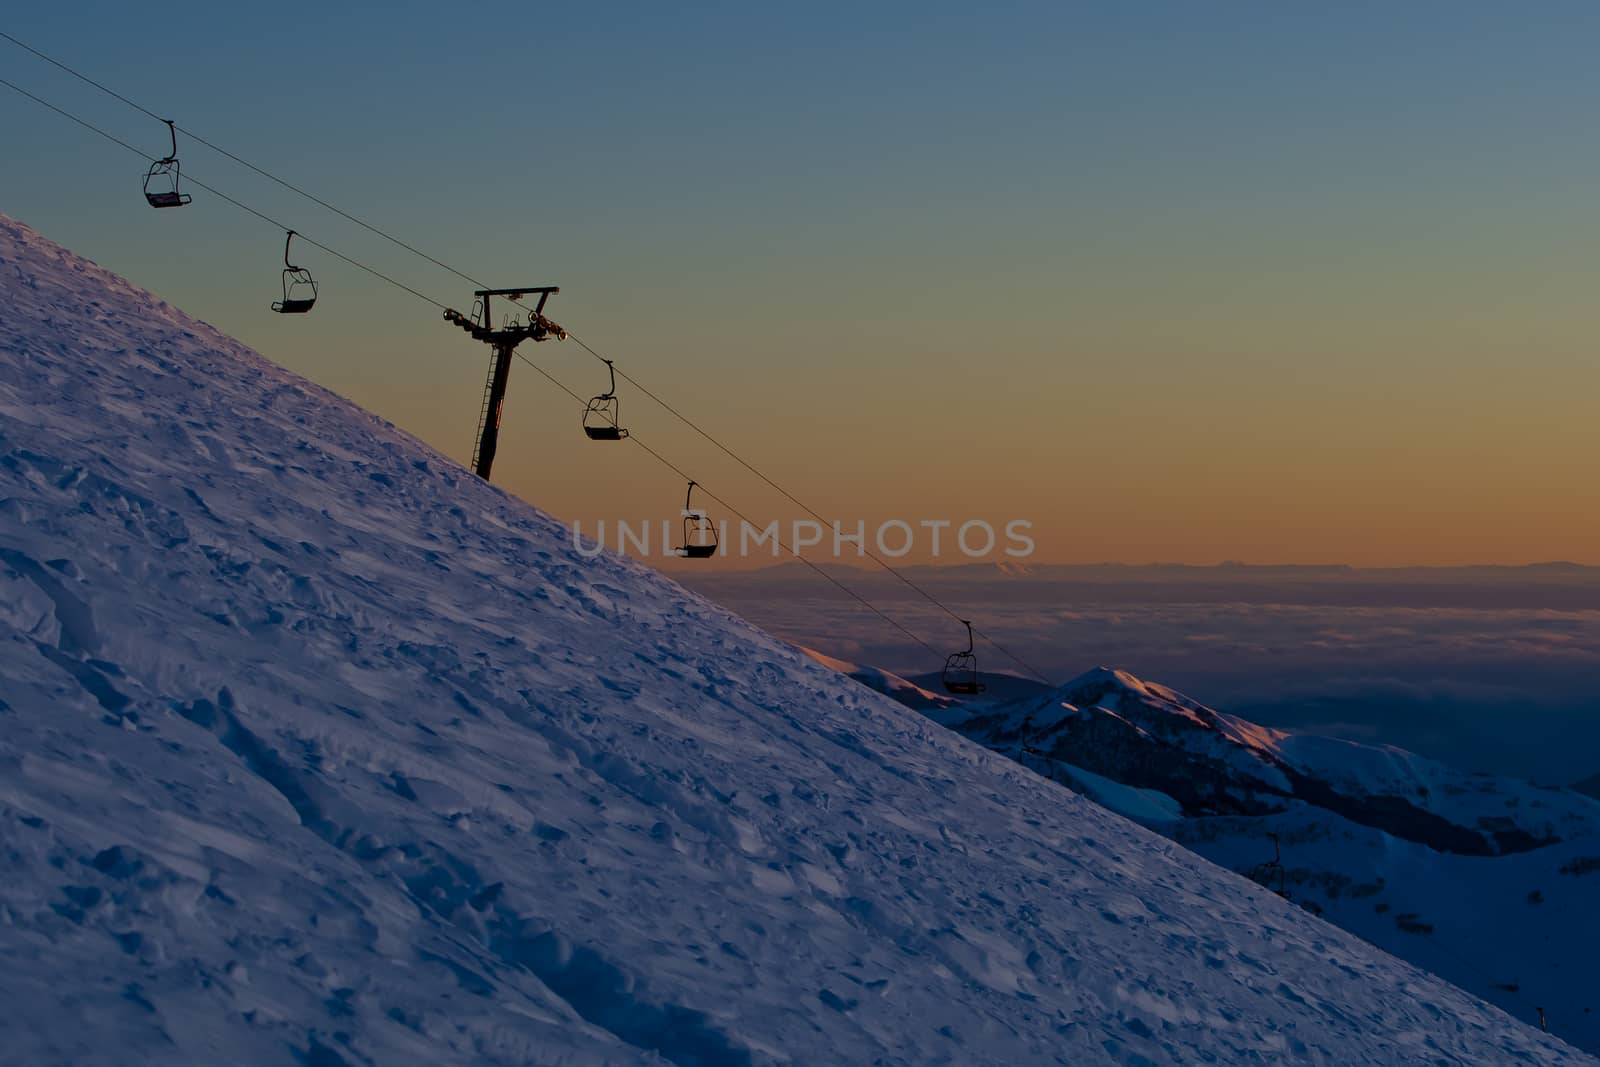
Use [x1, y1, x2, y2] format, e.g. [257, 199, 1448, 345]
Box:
[442, 286, 565, 481]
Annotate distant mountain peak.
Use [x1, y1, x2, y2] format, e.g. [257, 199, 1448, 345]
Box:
[829, 651, 1600, 859]
[1060, 665, 1156, 695]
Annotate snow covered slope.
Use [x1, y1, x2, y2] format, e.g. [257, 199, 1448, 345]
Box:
[0, 212, 1587, 1065]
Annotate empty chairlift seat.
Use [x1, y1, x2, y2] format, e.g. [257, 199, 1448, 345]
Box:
[143, 120, 192, 208]
[674, 480, 719, 559]
[583, 359, 628, 440]
[270, 230, 318, 315]
[942, 620, 986, 695]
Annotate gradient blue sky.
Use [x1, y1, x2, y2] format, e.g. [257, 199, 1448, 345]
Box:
[6, 2, 1600, 565]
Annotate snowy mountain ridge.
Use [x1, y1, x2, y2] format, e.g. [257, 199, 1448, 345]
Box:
[796, 647, 960, 712]
[0, 212, 1587, 1065]
[951, 667, 1600, 856]
[825, 659, 1600, 1053]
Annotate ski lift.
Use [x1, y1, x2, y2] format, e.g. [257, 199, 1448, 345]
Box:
[674, 480, 719, 559]
[1247, 833, 1289, 899]
[942, 620, 986, 695]
[270, 230, 318, 314]
[143, 120, 191, 208]
[582, 359, 628, 440]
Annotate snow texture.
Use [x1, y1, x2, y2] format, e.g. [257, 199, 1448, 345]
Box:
[0, 213, 1589, 1065]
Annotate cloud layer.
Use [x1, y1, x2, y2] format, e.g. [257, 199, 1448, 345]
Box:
[685, 568, 1600, 783]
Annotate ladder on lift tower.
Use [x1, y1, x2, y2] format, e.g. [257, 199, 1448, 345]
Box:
[469, 346, 500, 472]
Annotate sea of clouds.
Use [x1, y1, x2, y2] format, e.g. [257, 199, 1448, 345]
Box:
[682, 565, 1600, 784]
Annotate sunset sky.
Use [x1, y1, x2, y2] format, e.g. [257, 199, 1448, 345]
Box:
[6, 2, 1600, 566]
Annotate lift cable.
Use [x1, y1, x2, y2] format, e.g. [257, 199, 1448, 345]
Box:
[0, 71, 950, 667]
[565, 331, 1047, 680]
[508, 350, 948, 660]
[0, 77, 448, 312]
[0, 50, 1044, 680]
[0, 29, 481, 292]
[0, 28, 1048, 681]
